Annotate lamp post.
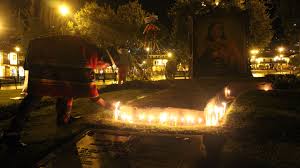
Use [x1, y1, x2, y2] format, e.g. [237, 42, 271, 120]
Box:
[58, 4, 70, 17]
[167, 52, 173, 58]
[277, 46, 285, 74]
[277, 46, 285, 54]
[250, 49, 259, 69]
[145, 47, 151, 79]
[57, 4, 70, 34]
[15, 46, 20, 82]
[250, 49, 259, 56]
[146, 47, 150, 56]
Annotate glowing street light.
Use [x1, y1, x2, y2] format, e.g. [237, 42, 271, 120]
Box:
[250, 49, 259, 55]
[145, 47, 150, 52]
[215, 0, 220, 6]
[277, 46, 285, 53]
[58, 4, 70, 16]
[167, 52, 173, 58]
[15, 46, 21, 52]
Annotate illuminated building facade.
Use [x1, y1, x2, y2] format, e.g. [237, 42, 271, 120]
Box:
[0, 50, 25, 78]
[149, 54, 169, 73]
[250, 56, 290, 70]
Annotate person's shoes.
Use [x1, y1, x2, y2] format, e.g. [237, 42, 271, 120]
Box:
[57, 116, 82, 127]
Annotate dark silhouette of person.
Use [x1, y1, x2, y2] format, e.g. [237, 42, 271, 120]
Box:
[165, 59, 177, 80]
[117, 47, 131, 84]
[2, 36, 114, 147]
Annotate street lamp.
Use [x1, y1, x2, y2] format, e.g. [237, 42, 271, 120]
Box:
[58, 4, 70, 16]
[57, 4, 71, 34]
[15, 46, 20, 52]
[276, 46, 286, 74]
[277, 46, 285, 53]
[167, 52, 173, 58]
[145, 47, 150, 52]
[215, 0, 220, 6]
[145, 47, 150, 58]
[15, 46, 21, 82]
[250, 49, 259, 55]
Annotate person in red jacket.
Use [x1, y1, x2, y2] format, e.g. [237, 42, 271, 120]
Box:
[3, 36, 114, 147]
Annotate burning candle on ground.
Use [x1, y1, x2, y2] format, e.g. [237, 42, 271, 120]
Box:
[112, 102, 227, 127]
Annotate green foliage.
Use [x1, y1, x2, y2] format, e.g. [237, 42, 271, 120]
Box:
[266, 74, 299, 89]
[116, 0, 145, 26]
[169, 0, 237, 65]
[66, 0, 146, 47]
[290, 55, 300, 67]
[11, 0, 32, 31]
[283, 24, 300, 47]
[170, 0, 274, 52]
[249, 0, 273, 48]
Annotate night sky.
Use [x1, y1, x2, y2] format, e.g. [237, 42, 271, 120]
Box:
[97, 0, 175, 26]
[97, 0, 287, 43]
[140, 0, 175, 26]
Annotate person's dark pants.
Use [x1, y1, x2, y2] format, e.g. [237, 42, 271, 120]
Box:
[118, 65, 128, 84]
[7, 94, 73, 134]
[56, 97, 73, 125]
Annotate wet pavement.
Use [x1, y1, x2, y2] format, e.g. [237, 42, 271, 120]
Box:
[36, 129, 225, 168]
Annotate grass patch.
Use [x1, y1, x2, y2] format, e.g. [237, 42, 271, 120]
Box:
[0, 90, 23, 106]
[223, 90, 300, 168]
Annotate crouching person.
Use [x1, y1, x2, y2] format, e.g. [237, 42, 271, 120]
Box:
[3, 36, 114, 147]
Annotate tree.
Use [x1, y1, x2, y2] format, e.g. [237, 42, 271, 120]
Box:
[0, 0, 34, 54]
[248, 0, 274, 48]
[10, 0, 32, 32]
[169, 0, 212, 66]
[282, 23, 300, 48]
[290, 55, 300, 67]
[170, 0, 274, 50]
[66, 0, 147, 47]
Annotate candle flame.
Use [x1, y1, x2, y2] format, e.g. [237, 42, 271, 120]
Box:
[112, 100, 227, 127]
